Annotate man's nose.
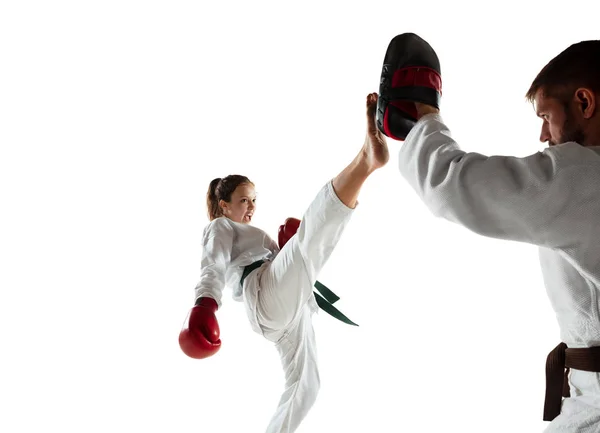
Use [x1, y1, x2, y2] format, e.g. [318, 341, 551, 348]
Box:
[540, 124, 551, 143]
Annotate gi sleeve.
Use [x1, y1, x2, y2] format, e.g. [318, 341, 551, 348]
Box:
[194, 219, 234, 307]
[268, 236, 280, 255]
[398, 113, 582, 249]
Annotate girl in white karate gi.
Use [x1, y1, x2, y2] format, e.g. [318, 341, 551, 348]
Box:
[179, 93, 389, 433]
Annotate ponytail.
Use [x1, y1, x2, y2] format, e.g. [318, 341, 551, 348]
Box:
[206, 178, 222, 220]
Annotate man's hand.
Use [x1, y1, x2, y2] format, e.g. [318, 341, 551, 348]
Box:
[415, 102, 440, 119]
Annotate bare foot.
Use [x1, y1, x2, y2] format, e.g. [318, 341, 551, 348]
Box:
[362, 93, 389, 172]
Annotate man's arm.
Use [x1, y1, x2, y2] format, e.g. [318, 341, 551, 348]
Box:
[398, 112, 585, 249]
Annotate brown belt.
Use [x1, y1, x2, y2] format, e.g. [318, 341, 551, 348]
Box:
[544, 343, 600, 421]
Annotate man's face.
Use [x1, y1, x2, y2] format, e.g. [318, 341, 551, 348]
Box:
[220, 183, 256, 224]
[534, 90, 585, 146]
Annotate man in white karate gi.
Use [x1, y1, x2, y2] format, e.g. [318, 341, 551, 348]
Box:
[389, 38, 600, 433]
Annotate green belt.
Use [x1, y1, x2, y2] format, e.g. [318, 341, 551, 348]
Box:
[240, 260, 358, 326]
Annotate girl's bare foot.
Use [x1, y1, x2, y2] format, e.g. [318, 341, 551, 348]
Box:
[362, 93, 389, 172]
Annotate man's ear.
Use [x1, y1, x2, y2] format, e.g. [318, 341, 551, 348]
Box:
[574, 88, 596, 119]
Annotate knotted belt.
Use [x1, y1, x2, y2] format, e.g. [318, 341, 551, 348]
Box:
[240, 259, 358, 326]
[543, 342, 600, 421]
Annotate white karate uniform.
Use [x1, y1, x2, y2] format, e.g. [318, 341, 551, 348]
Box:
[399, 114, 600, 433]
[195, 180, 355, 433]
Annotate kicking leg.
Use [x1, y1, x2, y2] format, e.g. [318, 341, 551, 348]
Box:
[256, 93, 389, 333]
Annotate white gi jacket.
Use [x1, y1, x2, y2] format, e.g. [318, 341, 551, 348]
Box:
[399, 113, 600, 432]
[194, 217, 279, 308]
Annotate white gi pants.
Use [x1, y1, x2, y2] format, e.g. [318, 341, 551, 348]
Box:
[242, 180, 355, 433]
[544, 370, 600, 433]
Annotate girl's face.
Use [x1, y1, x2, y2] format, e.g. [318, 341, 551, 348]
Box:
[220, 183, 256, 224]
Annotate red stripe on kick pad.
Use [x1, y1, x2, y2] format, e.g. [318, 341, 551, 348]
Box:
[392, 67, 442, 93]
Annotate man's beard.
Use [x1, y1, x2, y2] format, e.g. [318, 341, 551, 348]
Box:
[557, 106, 586, 145]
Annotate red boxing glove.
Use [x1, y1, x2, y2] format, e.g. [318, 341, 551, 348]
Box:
[179, 297, 221, 359]
[278, 217, 301, 249]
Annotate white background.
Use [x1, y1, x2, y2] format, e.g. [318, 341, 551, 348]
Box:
[2, 1, 599, 432]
